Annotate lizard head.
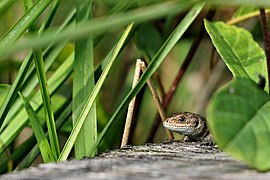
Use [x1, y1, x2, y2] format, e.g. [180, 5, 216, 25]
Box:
[163, 112, 207, 140]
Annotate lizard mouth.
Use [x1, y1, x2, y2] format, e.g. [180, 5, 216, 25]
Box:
[163, 122, 196, 133]
[163, 120, 197, 128]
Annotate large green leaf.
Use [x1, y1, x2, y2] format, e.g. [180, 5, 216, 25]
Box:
[207, 77, 270, 171]
[204, 20, 268, 91]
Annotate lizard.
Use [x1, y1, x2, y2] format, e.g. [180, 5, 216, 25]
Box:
[162, 75, 265, 144]
[163, 112, 213, 144]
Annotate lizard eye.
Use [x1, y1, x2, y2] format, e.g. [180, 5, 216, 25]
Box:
[178, 116, 185, 122]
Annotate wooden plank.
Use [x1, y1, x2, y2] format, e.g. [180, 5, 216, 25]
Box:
[2, 142, 269, 179]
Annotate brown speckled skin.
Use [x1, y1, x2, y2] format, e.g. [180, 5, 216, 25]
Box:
[163, 112, 212, 143]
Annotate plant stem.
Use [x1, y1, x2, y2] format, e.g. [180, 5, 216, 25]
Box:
[146, 9, 215, 142]
[122, 59, 174, 147]
[140, 60, 174, 140]
[227, 9, 270, 25]
[121, 60, 142, 148]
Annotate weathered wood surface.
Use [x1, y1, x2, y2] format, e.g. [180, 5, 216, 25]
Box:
[1, 141, 270, 179]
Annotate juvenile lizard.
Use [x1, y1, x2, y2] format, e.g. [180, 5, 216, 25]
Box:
[163, 112, 212, 143]
[162, 76, 265, 144]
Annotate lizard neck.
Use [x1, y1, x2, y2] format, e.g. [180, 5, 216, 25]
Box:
[187, 118, 208, 140]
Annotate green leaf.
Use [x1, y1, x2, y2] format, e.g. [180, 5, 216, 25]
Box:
[19, 93, 55, 163]
[204, 20, 268, 91]
[207, 77, 270, 171]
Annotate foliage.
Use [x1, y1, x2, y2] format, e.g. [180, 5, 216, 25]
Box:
[0, 0, 270, 175]
[205, 17, 270, 171]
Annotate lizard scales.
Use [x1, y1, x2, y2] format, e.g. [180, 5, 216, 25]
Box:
[163, 112, 212, 142]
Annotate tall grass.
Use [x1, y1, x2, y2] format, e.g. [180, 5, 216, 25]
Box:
[0, 0, 269, 174]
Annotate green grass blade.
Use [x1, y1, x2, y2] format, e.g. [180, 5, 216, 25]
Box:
[0, 42, 69, 132]
[41, 0, 62, 30]
[0, 0, 53, 46]
[0, 0, 196, 58]
[87, 2, 205, 156]
[33, 46, 60, 159]
[0, 136, 36, 174]
[73, 0, 97, 159]
[0, 0, 17, 16]
[0, 0, 53, 130]
[57, 23, 134, 162]
[0, 53, 74, 155]
[19, 93, 55, 163]
[0, 4, 75, 132]
[24, 0, 60, 159]
[0, 99, 72, 172]
[0, 52, 32, 129]
[14, 101, 72, 171]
